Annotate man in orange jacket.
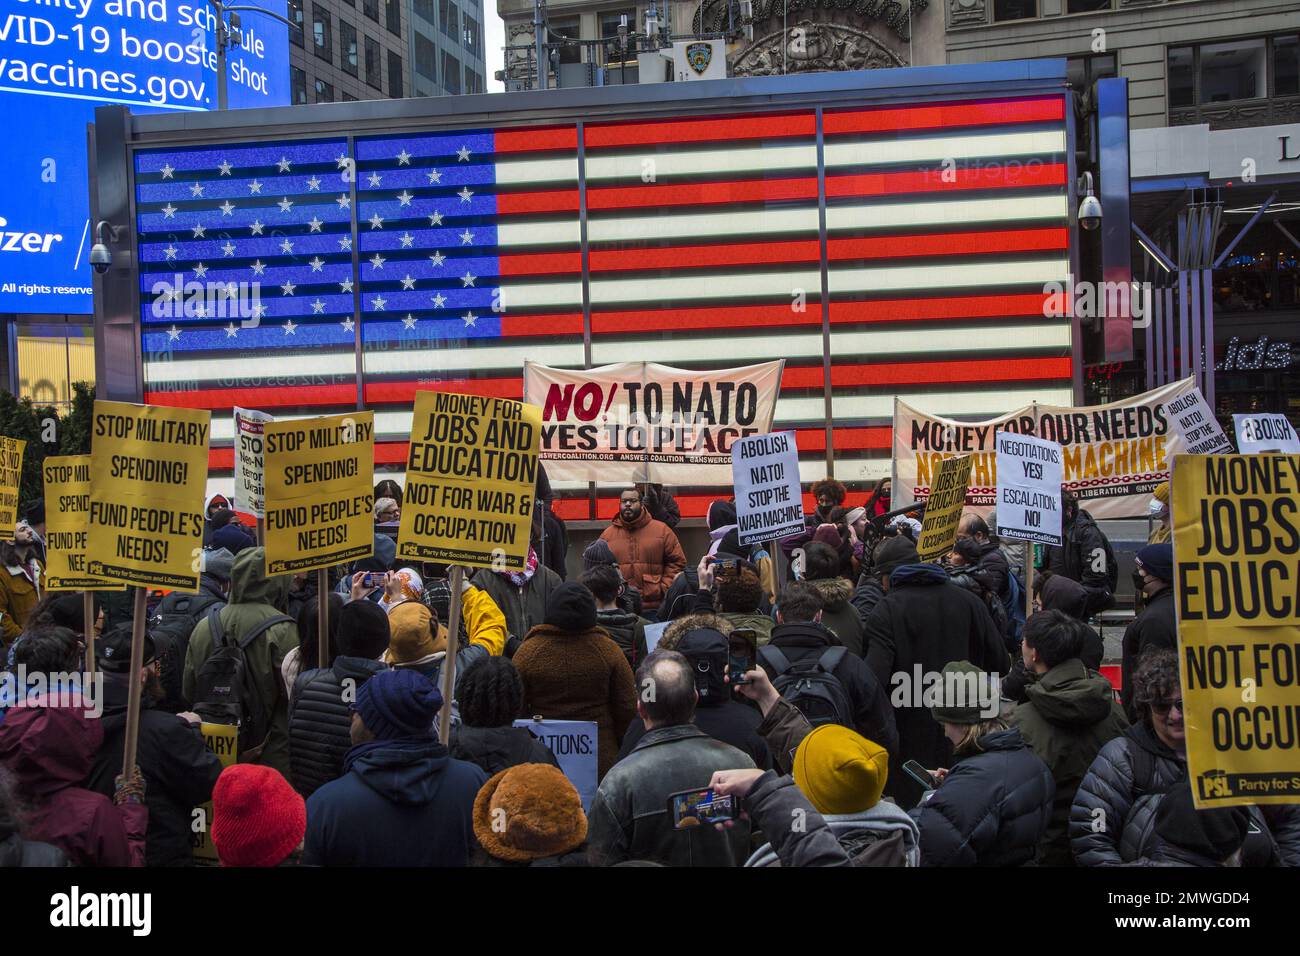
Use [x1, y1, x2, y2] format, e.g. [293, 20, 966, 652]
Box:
[599, 487, 686, 614]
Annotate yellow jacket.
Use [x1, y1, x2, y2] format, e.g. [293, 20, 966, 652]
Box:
[456, 584, 508, 656]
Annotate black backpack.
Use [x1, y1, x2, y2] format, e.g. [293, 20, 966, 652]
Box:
[149, 592, 225, 714]
[758, 644, 854, 729]
[192, 606, 293, 760]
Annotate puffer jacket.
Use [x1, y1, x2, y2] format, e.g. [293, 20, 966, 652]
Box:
[449, 724, 559, 777]
[471, 565, 561, 647]
[182, 547, 300, 776]
[806, 577, 864, 657]
[599, 508, 686, 611]
[1011, 658, 1129, 866]
[288, 656, 387, 797]
[1043, 509, 1117, 616]
[1069, 720, 1187, 866]
[595, 608, 648, 669]
[908, 727, 1055, 866]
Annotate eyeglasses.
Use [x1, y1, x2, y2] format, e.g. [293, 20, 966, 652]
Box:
[1150, 698, 1183, 715]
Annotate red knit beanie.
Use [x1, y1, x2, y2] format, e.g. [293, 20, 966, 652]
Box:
[211, 764, 306, 867]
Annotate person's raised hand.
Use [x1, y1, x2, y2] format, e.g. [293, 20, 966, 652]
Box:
[725, 663, 780, 716]
[696, 554, 716, 592]
[350, 571, 375, 602]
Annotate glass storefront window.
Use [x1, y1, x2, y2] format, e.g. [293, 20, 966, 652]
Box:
[14, 324, 95, 411]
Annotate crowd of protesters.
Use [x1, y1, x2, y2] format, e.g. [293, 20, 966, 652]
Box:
[0, 472, 1292, 870]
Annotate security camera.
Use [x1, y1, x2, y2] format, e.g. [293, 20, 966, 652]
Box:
[1078, 194, 1102, 231]
[89, 243, 112, 274]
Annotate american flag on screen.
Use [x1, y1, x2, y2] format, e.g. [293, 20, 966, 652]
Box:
[134, 95, 1074, 519]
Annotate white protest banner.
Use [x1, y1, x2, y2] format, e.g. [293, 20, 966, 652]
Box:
[1166, 388, 1231, 455]
[524, 360, 784, 485]
[513, 719, 599, 811]
[233, 407, 273, 517]
[733, 431, 804, 546]
[1234, 414, 1300, 454]
[644, 620, 669, 656]
[995, 431, 1064, 546]
[894, 377, 1202, 518]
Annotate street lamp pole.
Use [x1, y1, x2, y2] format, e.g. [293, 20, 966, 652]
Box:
[209, 0, 294, 111]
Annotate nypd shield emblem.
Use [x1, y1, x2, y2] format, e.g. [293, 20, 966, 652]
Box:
[686, 42, 713, 75]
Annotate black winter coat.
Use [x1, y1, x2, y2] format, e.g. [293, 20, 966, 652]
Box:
[150, 575, 226, 714]
[288, 656, 387, 798]
[1120, 587, 1178, 715]
[762, 621, 898, 756]
[851, 573, 884, 631]
[863, 563, 1010, 806]
[449, 724, 560, 777]
[87, 676, 223, 867]
[1043, 510, 1117, 616]
[596, 608, 648, 669]
[908, 728, 1055, 866]
[618, 700, 773, 770]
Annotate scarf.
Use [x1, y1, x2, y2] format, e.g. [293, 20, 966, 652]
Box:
[504, 547, 539, 587]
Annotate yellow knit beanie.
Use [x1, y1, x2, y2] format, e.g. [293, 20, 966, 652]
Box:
[793, 724, 889, 815]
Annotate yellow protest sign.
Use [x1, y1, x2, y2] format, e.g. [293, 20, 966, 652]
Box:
[0, 436, 25, 534]
[263, 411, 374, 575]
[917, 454, 972, 562]
[1173, 453, 1300, 808]
[85, 401, 210, 592]
[42, 455, 124, 591]
[398, 392, 541, 570]
[191, 722, 238, 864]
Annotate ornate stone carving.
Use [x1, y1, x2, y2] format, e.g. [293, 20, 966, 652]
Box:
[505, 23, 537, 87]
[731, 19, 906, 76]
[948, 0, 985, 26]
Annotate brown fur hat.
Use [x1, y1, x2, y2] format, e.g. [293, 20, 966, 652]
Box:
[473, 763, 587, 863]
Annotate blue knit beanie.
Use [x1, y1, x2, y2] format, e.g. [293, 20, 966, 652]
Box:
[353, 668, 442, 739]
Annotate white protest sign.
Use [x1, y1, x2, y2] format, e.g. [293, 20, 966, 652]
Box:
[1167, 388, 1231, 455]
[513, 719, 599, 811]
[733, 431, 805, 546]
[643, 620, 669, 656]
[233, 407, 274, 517]
[1234, 414, 1300, 454]
[995, 431, 1064, 546]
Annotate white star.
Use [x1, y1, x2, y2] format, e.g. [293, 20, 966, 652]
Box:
[222, 241, 236, 257]
[190, 182, 204, 197]
[219, 200, 235, 216]
[367, 172, 382, 188]
[402, 313, 417, 329]
[336, 194, 351, 209]
[308, 256, 325, 272]
[218, 160, 233, 176]
[156, 288, 173, 304]
[400, 274, 416, 290]
[457, 146, 471, 162]
[341, 316, 355, 332]
[277, 156, 292, 173]
[458, 186, 473, 203]
[281, 279, 297, 296]
[167, 325, 181, 341]
[249, 220, 264, 235]
[397, 149, 412, 166]
[311, 298, 326, 314]
[191, 223, 207, 238]
[368, 213, 384, 229]
[463, 311, 478, 327]
[251, 303, 267, 320]
[460, 229, 474, 245]
[371, 295, 387, 311]
[307, 175, 321, 191]
[336, 154, 350, 169]
[370, 253, 386, 269]
[248, 179, 263, 194]
[164, 244, 178, 260]
[397, 190, 414, 207]
[278, 197, 294, 213]
[432, 292, 447, 308]
[340, 278, 354, 293]
[161, 202, 177, 219]
[461, 272, 477, 287]
[338, 236, 352, 251]
[194, 303, 208, 318]
[399, 232, 414, 248]
[308, 216, 323, 233]
[160, 163, 175, 179]
[429, 251, 445, 267]
[426, 169, 442, 184]
[225, 322, 239, 338]
[428, 210, 443, 226]
[193, 262, 208, 278]
[280, 238, 294, 254]
[251, 259, 267, 276]
[283, 318, 298, 334]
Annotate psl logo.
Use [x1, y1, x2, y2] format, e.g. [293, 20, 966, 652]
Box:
[685, 42, 713, 75]
[1199, 770, 1231, 800]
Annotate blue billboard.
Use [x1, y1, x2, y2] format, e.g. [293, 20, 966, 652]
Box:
[0, 0, 291, 314]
